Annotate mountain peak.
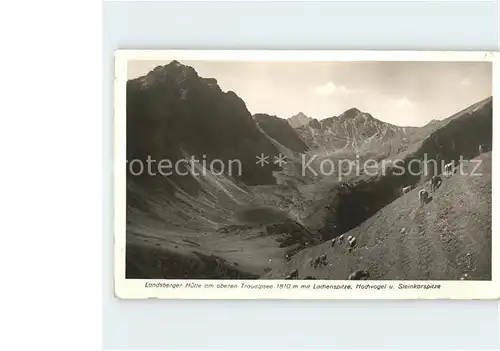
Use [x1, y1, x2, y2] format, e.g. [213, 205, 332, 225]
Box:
[134, 60, 223, 92]
[340, 107, 362, 119]
[288, 112, 313, 128]
[127, 62, 282, 189]
[151, 60, 196, 76]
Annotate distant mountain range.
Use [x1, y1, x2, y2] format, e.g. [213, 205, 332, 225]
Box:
[125, 60, 492, 281]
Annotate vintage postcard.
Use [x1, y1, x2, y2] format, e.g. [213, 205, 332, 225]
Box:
[114, 50, 499, 299]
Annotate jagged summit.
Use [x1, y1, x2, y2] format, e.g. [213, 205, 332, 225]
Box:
[149, 60, 196, 76]
[335, 107, 376, 123]
[127, 60, 281, 189]
[125, 58, 493, 281]
[339, 107, 362, 118]
[253, 113, 309, 153]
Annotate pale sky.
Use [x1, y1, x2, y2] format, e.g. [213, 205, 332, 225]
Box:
[128, 60, 492, 127]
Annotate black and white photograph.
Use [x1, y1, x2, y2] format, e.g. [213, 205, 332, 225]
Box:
[114, 50, 498, 299]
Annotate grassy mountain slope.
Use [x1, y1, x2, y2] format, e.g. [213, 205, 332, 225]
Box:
[265, 151, 492, 280]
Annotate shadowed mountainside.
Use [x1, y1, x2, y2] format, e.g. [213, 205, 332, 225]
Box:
[126, 60, 281, 196]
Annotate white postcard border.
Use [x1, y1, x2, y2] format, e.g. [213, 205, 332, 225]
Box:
[113, 50, 500, 300]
